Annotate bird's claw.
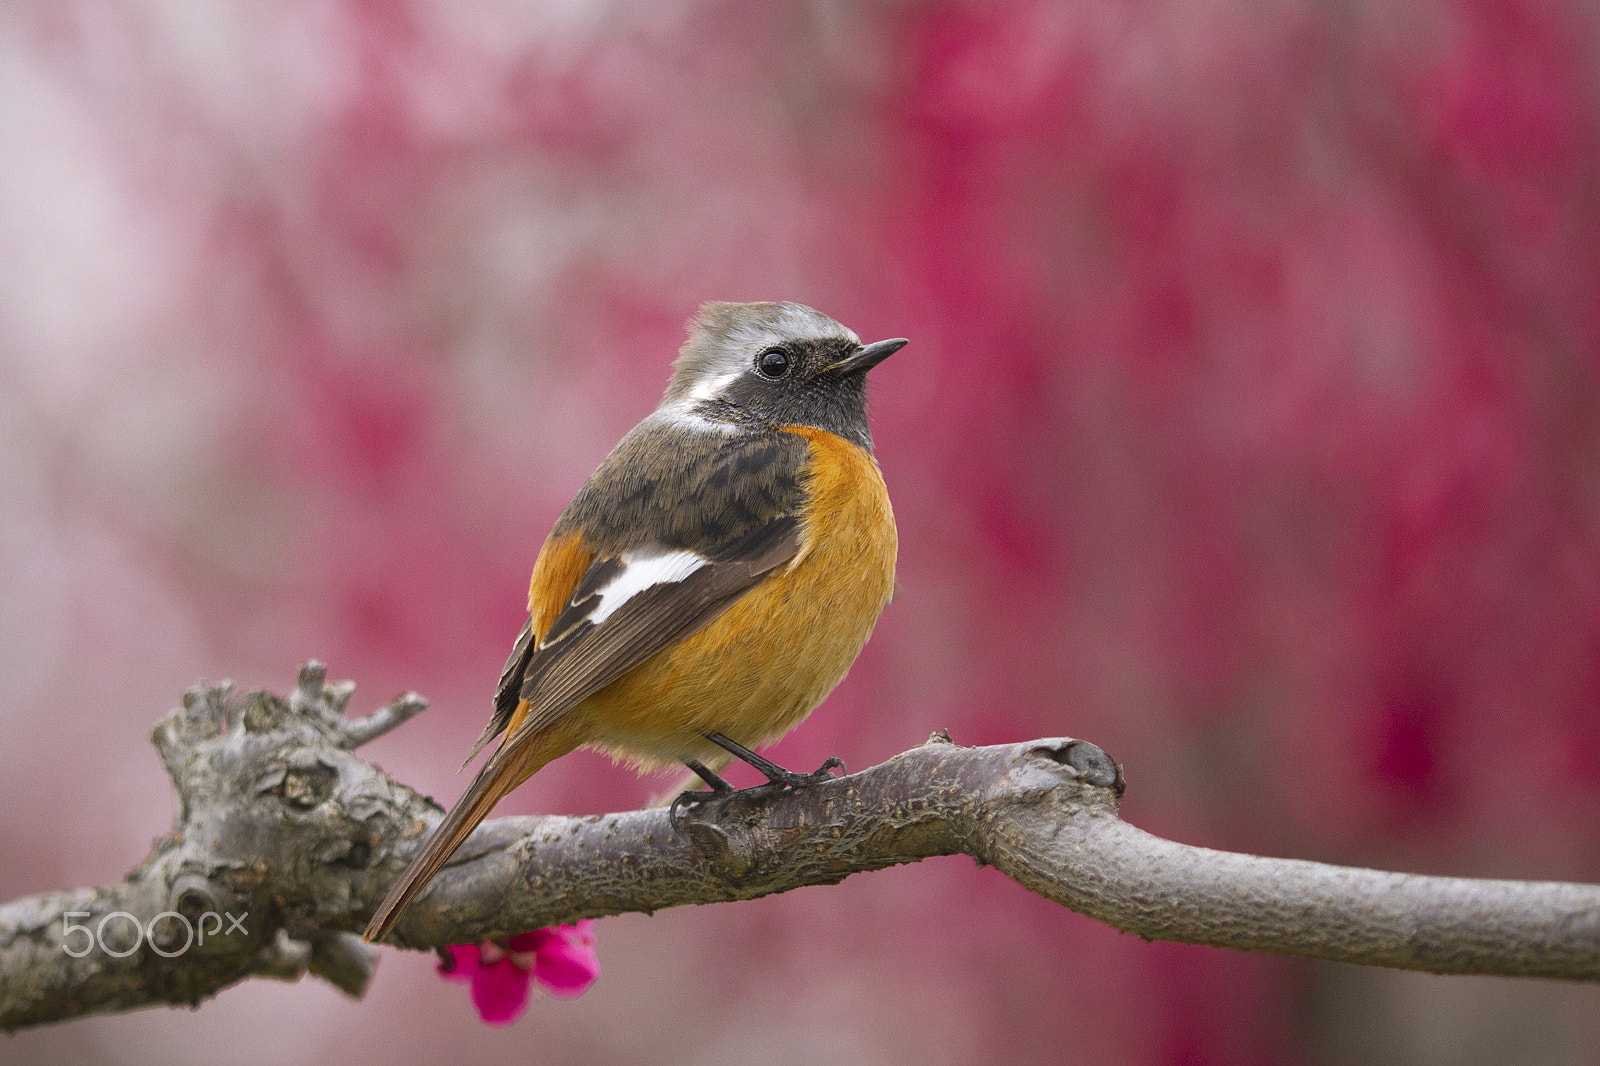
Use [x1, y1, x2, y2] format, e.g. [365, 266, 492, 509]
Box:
[669, 756, 846, 833]
[759, 755, 846, 791]
[669, 787, 724, 832]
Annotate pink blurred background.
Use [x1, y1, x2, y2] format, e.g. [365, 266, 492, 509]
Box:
[3, 0, 1600, 1062]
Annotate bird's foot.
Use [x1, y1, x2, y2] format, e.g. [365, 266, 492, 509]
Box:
[749, 756, 846, 792]
[668, 787, 722, 832]
[706, 732, 847, 792]
[669, 738, 848, 833]
[670, 760, 735, 831]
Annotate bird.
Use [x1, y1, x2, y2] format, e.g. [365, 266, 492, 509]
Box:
[362, 301, 906, 943]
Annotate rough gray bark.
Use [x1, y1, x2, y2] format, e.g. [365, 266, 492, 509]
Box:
[2, 663, 1597, 1031]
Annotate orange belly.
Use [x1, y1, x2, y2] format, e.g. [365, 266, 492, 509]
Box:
[569, 425, 897, 770]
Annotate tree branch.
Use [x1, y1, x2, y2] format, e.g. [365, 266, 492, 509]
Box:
[2, 665, 1597, 1031]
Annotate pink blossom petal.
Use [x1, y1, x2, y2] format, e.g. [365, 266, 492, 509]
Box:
[531, 921, 600, 998]
[436, 944, 479, 983]
[470, 956, 532, 1025]
[504, 929, 555, 953]
[438, 924, 600, 1023]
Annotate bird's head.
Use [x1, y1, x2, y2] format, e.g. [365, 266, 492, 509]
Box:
[661, 301, 907, 450]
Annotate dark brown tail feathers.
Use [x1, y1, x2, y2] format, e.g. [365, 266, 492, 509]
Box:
[362, 727, 569, 943]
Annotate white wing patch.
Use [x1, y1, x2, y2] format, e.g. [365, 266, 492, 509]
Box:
[586, 548, 708, 625]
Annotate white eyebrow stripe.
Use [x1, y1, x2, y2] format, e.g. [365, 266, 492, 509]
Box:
[585, 548, 708, 625]
[653, 405, 739, 434]
[686, 368, 742, 403]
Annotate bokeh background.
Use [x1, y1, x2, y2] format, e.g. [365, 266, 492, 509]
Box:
[3, 0, 1600, 1062]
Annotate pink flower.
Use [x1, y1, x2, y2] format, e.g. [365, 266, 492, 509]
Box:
[436, 921, 599, 1025]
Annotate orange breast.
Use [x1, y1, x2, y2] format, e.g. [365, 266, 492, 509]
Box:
[573, 425, 897, 770]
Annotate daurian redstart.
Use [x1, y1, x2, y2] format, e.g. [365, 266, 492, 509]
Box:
[363, 301, 906, 942]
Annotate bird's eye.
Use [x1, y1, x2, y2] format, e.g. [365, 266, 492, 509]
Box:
[756, 347, 792, 379]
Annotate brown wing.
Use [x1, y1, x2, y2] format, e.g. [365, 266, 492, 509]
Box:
[509, 513, 803, 740]
[475, 420, 811, 760]
[460, 527, 596, 768]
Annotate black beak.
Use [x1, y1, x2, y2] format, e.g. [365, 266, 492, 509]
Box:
[830, 337, 909, 375]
